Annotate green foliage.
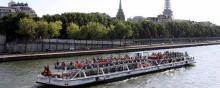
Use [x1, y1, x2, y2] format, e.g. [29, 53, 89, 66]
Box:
[67, 22, 80, 39]
[17, 18, 37, 39]
[0, 13, 30, 41]
[42, 12, 112, 27]
[80, 22, 108, 40]
[48, 21, 62, 38]
[139, 21, 152, 38]
[1, 12, 220, 40]
[155, 23, 169, 38]
[109, 21, 133, 39]
[35, 20, 49, 39]
[16, 18, 62, 39]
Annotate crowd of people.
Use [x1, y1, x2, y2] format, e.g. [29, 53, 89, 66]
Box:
[41, 51, 189, 77]
[53, 51, 188, 70]
[54, 54, 148, 70]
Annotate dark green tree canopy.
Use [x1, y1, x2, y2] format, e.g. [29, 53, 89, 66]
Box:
[1, 12, 220, 41]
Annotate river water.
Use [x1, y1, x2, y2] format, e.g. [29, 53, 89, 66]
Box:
[0, 45, 220, 88]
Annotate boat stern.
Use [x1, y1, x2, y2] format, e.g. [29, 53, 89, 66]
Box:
[36, 74, 70, 87]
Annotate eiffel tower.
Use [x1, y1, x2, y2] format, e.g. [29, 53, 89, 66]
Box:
[163, 0, 173, 19]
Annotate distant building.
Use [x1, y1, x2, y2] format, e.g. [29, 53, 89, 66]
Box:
[147, 0, 173, 22]
[0, 6, 15, 17]
[0, 1, 37, 18]
[116, 0, 125, 21]
[127, 16, 146, 23]
[174, 19, 215, 26]
[197, 21, 214, 26]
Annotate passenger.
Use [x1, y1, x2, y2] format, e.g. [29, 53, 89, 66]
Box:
[61, 62, 65, 70]
[41, 66, 47, 76]
[54, 60, 60, 69]
[41, 65, 51, 76]
[56, 60, 59, 65]
[75, 61, 82, 69]
[67, 61, 73, 70]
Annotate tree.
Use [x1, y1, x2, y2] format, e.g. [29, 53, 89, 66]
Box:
[35, 20, 49, 39]
[0, 22, 5, 35]
[2, 11, 220, 40]
[17, 18, 37, 39]
[156, 23, 170, 38]
[80, 22, 108, 40]
[66, 22, 80, 39]
[130, 23, 140, 39]
[140, 21, 152, 38]
[109, 21, 133, 39]
[60, 17, 68, 38]
[48, 21, 62, 38]
[0, 13, 29, 41]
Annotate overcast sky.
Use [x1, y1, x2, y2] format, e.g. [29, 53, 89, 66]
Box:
[1, 0, 220, 25]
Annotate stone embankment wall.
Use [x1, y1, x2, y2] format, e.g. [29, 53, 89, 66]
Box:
[5, 39, 124, 53]
[3, 37, 220, 54]
[0, 35, 6, 53]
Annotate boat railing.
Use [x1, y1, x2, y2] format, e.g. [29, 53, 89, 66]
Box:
[67, 62, 148, 79]
[53, 52, 188, 71]
[43, 51, 195, 79]
[69, 57, 195, 79]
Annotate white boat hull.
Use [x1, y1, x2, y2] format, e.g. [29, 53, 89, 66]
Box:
[37, 60, 195, 87]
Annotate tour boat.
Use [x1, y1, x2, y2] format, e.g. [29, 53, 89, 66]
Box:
[36, 51, 196, 87]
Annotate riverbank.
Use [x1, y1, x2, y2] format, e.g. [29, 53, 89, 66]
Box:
[0, 41, 220, 62]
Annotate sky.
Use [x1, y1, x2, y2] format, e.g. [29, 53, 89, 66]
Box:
[0, 0, 220, 25]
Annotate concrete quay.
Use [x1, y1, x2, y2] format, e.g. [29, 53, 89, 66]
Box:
[0, 41, 220, 62]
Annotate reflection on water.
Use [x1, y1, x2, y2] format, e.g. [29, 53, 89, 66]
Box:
[1, 45, 220, 88]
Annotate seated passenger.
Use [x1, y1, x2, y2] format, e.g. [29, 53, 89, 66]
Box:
[41, 65, 51, 76]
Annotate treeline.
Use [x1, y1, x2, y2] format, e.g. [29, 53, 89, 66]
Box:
[1, 12, 220, 41]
